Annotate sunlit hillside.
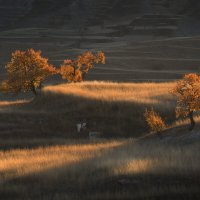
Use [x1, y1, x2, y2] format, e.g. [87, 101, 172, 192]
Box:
[43, 81, 175, 104]
[0, 81, 200, 200]
[1, 81, 200, 139]
[0, 81, 176, 139]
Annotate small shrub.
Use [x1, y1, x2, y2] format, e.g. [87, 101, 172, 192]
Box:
[144, 108, 167, 133]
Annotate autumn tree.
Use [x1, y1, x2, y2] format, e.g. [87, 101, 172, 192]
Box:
[60, 51, 105, 82]
[172, 73, 200, 131]
[2, 49, 56, 95]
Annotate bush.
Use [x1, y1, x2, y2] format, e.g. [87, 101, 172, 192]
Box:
[144, 108, 167, 133]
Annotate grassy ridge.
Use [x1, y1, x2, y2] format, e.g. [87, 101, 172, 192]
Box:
[30, 81, 176, 137]
[1, 81, 199, 139]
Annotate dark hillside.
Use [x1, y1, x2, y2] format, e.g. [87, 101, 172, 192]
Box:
[0, 0, 200, 33]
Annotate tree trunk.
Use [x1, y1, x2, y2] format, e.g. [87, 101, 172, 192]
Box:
[73, 66, 76, 81]
[188, 111, 195, 131]
[38, 81, 43, 90]
[31, 85, 37, 96]
[82, 71, 86, 81]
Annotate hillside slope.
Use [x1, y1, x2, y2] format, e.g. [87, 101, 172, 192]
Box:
[0, 81, 176, 138]
[0, 0, 200, 35]
[0, 0, 200, 82]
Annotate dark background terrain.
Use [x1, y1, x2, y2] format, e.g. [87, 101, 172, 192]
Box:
[1, 0, 200, 32]
[0, 0, 200, 82]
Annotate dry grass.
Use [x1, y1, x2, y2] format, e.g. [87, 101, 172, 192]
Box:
[1, 81, 198, 138]
[44, 81, 175, 104]
[0, 140, 122, 182]
[0, 138, 199, 200]
[0, 81, 199, 199]
[0, 81, 199, 139]
[30, 81, 176, 137]
[0, 100, 29, 110]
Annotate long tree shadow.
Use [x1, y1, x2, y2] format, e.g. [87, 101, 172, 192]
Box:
[0, 79, 177, 140]
[0, 138, 199, 200]
[7, 88, 175, 138]
[1, 84, 198, 149]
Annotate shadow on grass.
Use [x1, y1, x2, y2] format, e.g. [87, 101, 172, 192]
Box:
[28, 90, 176, 137]
[0, 138, 200, 200]
[0, 84, 177, 140]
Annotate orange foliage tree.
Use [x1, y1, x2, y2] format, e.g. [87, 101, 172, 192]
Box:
[2, 49, 57, 95]
[144, 108, 167, 134]
[172, 73, 200, 130]
[59, 51, 105, 82]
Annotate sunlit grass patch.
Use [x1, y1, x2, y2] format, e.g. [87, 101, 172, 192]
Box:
[25, 81, 176, 137]
[0, 140, 123, 182]
[44, 81, 175, 104]
[0, 100, 29, 110]
[113, 159, 153, 175]
[0, 139, 199, 200]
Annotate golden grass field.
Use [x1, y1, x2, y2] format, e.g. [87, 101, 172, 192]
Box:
[0, 81, 177, 139]
[1, 81, 199, 138]
[0, 81, 200, 199]
[28, 81, 176, 138]
[1, 138, 200, 200]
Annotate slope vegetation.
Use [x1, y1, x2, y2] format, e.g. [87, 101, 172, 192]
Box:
[0, 81, 181, 139]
